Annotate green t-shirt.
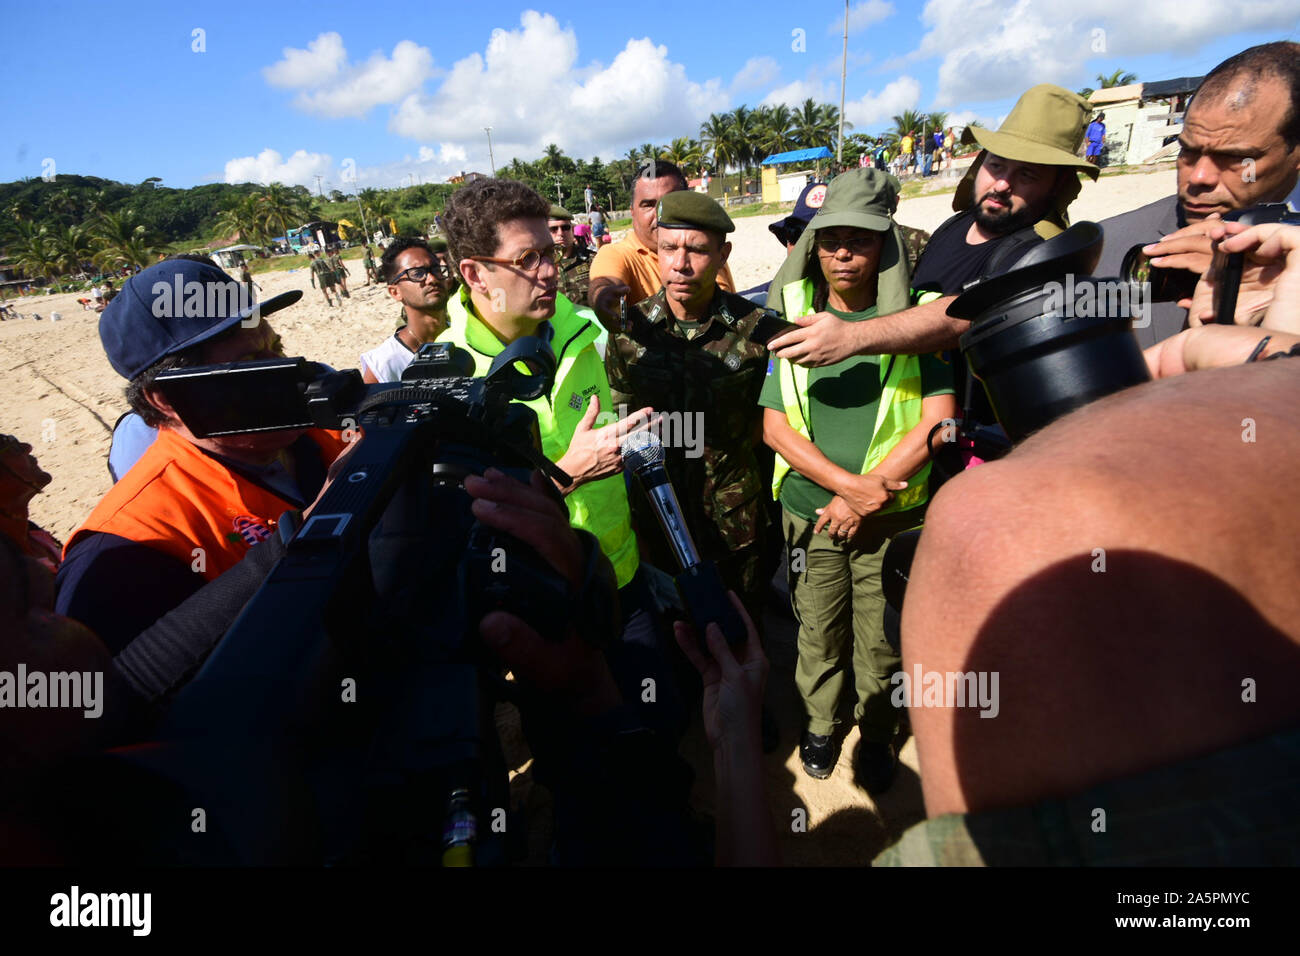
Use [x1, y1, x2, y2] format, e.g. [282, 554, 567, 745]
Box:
[758, 306, 955, 521]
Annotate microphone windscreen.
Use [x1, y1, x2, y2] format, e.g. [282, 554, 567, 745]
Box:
[620, 429, 663, 474]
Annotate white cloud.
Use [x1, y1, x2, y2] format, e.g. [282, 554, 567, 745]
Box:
[944, 108, 996, 130]
[223, 148, 333, 187]
[731, 56, 781, 93]
[263, 33, 435, 118]
[844, 76, 922, 129]
[418, 143, 468, 165]
[262, 32, 346, 87]
[910, 0, 1299, 107]
[762, 79, 836, 109]
[829, 0, 895, 35]
[390, 12, 728, 166]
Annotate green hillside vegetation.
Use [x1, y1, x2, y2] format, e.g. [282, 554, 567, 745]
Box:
[1, 97, 958, 291]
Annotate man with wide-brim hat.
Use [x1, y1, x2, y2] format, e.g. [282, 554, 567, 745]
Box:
[766, 84, 1097, 384]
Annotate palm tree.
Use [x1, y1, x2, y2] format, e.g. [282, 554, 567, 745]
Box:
[91, 211, 165, 272]
[53, 223, 96, 279]
[541, 143, 568, 176]
[790, 99, 816, 148]
[757, 104, 797, 157]
[661, 137, 703, 169]
[1097, 69, 1138, 89]
[215, 195, 267, 245]
[890, 109, 926, 144]
[11, 229, 61, 289]
[365, 194, 397, 236]
[700, 113, 739, 191]
[257, 183, 309, 245]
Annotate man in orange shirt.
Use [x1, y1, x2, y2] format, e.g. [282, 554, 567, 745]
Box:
[56, 258, 347, 653]
[588, 161, 735, 320]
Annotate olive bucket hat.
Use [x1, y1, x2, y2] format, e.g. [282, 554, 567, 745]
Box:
[765, 168, 912, 317]
[954, 84, 1099, 233]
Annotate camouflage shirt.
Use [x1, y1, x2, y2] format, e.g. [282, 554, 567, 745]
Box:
[557, 250, 592, 305]
[604, 287, 770, 597]
[898, 223, 930, 274]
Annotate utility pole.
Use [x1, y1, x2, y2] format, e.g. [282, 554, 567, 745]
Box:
[837, 0, 848, 166]
[554, 175, 563, 204]
[315, 174, 324, 197]
[484, 127, 496, 177]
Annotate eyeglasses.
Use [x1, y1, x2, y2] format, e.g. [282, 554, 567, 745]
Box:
[468, 245, 563, 273]
[392, 263, 450, 284]
[814, 235, 880, 256]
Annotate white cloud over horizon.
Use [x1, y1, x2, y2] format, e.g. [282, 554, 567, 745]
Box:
[222, 148, 333, 187]
[389, 13, 729, 165]
[910, 0, 1299, 107]
[262, 32, 436, 118]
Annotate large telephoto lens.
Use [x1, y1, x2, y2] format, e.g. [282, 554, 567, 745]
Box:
[951, 223, 1151, 443]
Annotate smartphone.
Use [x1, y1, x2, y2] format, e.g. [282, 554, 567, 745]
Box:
[1211, 203, 1300, 325]
[750, 309, 801, 346]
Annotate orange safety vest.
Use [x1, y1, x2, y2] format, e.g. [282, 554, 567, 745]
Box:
[64, 427, 347, 581]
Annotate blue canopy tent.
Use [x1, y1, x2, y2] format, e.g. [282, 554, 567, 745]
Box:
[761, 147, 833, 165]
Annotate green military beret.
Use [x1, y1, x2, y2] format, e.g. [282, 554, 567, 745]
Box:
[548, 204, 573, 221]
[428, 236, 449, 252]
[656, 190, 734, 236]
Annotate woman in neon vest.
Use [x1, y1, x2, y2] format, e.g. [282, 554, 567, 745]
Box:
[757, 168, 957, 788]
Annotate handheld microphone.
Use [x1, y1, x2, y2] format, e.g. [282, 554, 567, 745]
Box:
[621, 431, 746, 647]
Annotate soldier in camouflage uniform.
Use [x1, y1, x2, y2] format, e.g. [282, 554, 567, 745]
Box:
[602, 191, 770, 624]
[547, 204, 593, 306]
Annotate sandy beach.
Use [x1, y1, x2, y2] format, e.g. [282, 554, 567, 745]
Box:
[3, 167, 1178, 862]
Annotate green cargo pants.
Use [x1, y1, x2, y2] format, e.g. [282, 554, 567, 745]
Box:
[783, 507, 922, 740]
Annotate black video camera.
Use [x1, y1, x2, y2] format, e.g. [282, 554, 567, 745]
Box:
[128, 339, 603, 864]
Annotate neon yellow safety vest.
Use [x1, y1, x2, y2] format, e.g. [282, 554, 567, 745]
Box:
[771, 279, 929, 515]
[444, 285, 640, 587]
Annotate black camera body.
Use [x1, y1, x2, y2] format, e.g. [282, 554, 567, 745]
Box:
[136, 339, 584, 864]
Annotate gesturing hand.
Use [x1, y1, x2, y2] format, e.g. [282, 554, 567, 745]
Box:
[768, 312, 858, 367]
[556, 396, 655, 491]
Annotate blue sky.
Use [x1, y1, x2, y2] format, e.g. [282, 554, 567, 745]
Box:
[3, 0, 1297, 191]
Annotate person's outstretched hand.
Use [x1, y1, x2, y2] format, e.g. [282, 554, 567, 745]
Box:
[673, 591, 768, 751]
[768, 311, 859, 367]
[1184, 222, 1300, 332]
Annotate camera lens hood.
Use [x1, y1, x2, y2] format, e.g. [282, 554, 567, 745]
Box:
[951, 222, 1150, 442]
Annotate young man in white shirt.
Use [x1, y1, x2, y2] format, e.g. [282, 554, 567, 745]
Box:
[359, 238, 453, 383]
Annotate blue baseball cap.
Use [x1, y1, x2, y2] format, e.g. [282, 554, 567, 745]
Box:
[98, 258, 302, 380]
[768, 181, 828, 242]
